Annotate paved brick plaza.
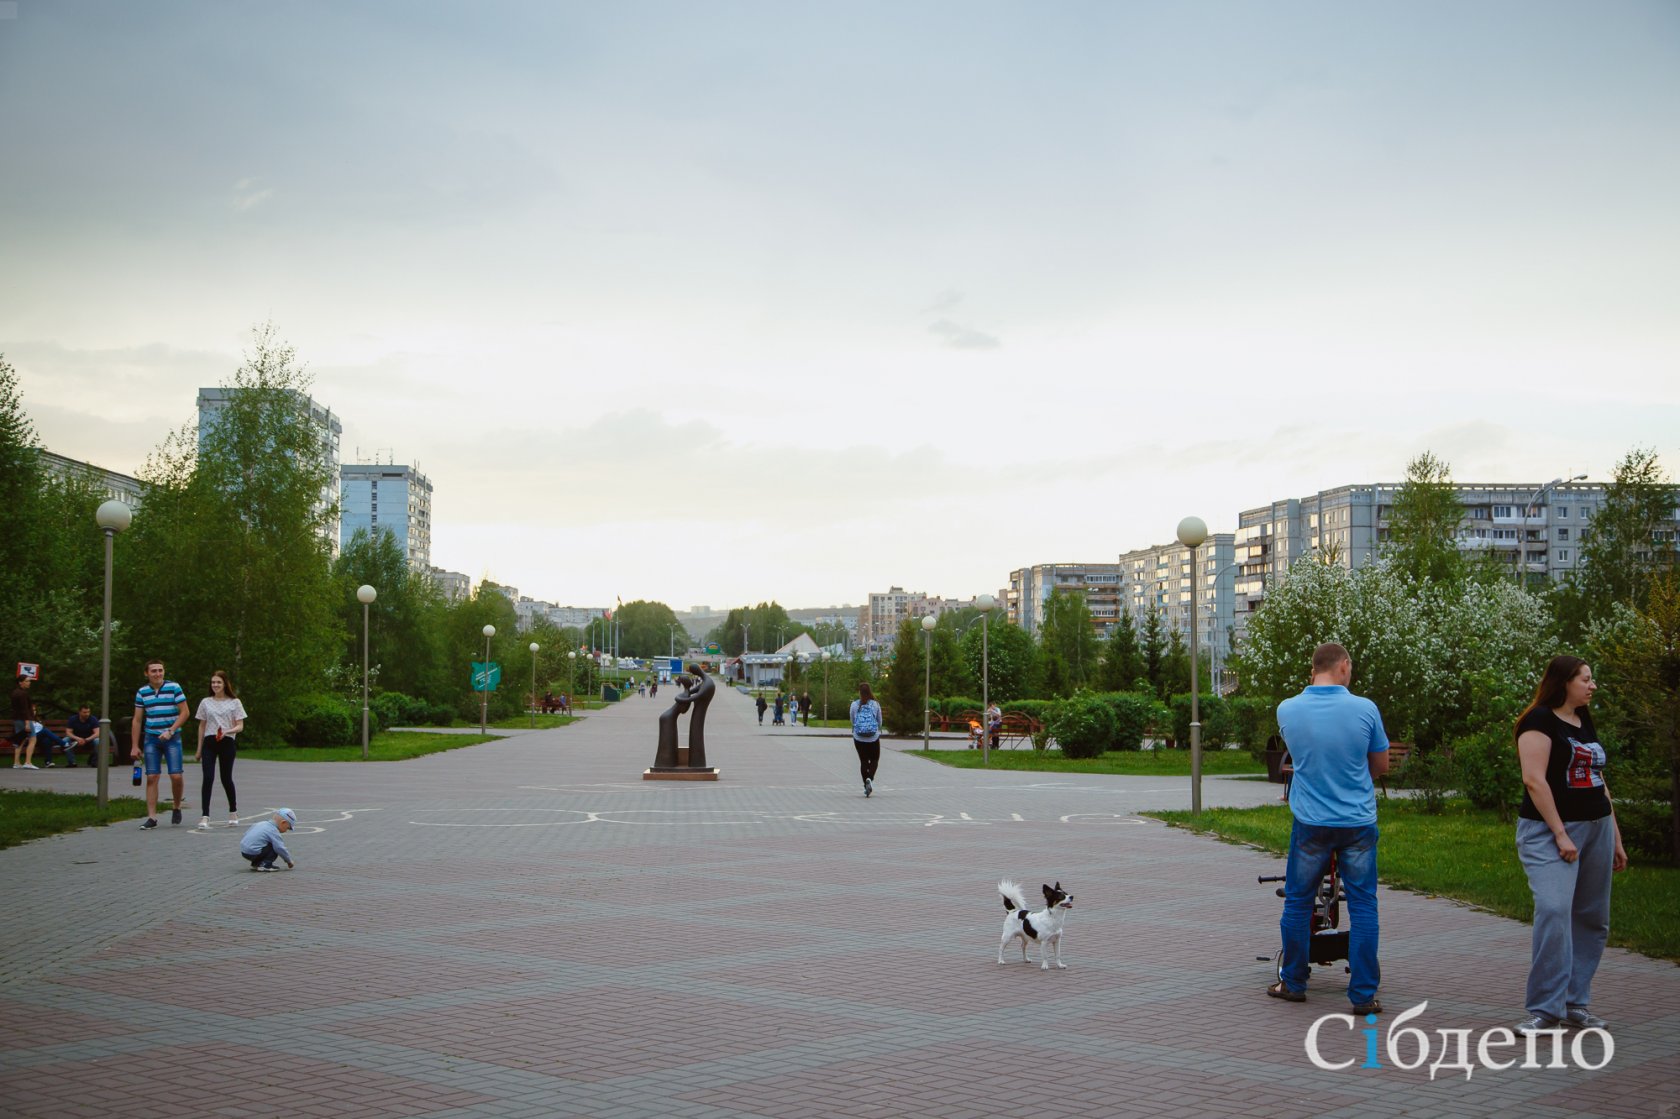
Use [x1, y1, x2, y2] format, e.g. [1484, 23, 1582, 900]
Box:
[1, 689, 1674, 1119]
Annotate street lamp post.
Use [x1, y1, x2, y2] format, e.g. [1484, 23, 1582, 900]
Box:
[821, 650, 831, 721]
[357, 585, 377, 761]
[668, 623, 679, 658]
[528, 642, 540, 728]
[94, 499, 132, 807]
[481, 624, 496, 734]
[921, 614, 936, 751]
[1515, 474, 1588, 587]
[568, 650, 576, 707]
[976, 594, 996, 765]
[1177, 516, 1209, 816]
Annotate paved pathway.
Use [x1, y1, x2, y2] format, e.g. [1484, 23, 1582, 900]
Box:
[1, 688, 1674, 1118]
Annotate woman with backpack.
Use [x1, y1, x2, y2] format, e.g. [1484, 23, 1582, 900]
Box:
[850, 682, 884, 797]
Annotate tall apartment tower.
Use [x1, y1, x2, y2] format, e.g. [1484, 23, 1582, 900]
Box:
[197, 387, 343, 554]
[1006, 563, 1124, 636]
[340, 463, 434, 569]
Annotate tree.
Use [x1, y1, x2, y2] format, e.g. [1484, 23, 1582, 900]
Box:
[1140, 610, 1167, 698]
[0, 355, 47, 673]
[882, 617, 929, 734]
[119, 325, 343, 743]
[613, 599, 686, 659]
[1096, 614, 1146, 692]
[333, 528, 451, 704]
[1576, 448, 1678, 612]
[1386, 451, 1466, 585]
[1162, 627, 1190, 702]
[960, 617, 1038, 702]
[1039, 591, 1099, 697]
[706, 602, 801, 655]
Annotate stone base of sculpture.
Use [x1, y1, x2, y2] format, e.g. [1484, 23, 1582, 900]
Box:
[643, 765, 719, 781]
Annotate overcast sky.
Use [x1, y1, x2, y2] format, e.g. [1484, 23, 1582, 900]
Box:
[4, 0, 1677, 611]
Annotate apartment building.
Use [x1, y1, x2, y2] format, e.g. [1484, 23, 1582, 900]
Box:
[1006, 563, 1124, 637]
[41, 451, 143, 506]
[340, 463, 434, 569]
[857, 588, 993, 652]
[427, 567, 472, 602]
[1116, 536, 1238, 661]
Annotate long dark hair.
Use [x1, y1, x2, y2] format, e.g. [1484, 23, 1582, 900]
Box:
[1514, 655, 1588, 740]
[210, 669, 238, 699]
[858, 682, 875, 704]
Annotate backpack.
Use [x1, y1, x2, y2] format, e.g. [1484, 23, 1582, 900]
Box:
[852, 700, 880, 738]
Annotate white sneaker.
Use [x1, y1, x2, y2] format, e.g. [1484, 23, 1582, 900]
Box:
[18, 763, 37, 770]
[197, 818, 211, 830]
[228, 816, 239, 826]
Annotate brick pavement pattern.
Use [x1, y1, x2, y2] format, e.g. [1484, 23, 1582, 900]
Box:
[2, 688, 1674, 1118]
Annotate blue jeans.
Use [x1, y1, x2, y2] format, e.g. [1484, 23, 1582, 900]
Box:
[1516, 815, 1614, 1022]
[1279, 820, 1381, 1005]
[142, 732, 184, 776]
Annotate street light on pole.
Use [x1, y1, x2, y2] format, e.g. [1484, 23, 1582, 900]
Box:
[1177, 516, 1209, 816]
[527, 641, 540, 729]
[94, 499, 132, 807]
[921, 613, 936, 751]
[357, 585, 377, 760]
[1515, 474, 1588, 588]
[668, 623, 679, 658]
[821, 650, 831, 721]
[568, 650, 576, 707]
[976, 594, 996, 765]
[481, 624, 496, 734]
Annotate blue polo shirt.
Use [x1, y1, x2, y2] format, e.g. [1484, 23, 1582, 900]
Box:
[1277, 684, 1389, 828]
[135, 681, 187, 735]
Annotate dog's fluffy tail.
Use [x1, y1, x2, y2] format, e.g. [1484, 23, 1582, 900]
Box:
[999, 879, 1029, 912]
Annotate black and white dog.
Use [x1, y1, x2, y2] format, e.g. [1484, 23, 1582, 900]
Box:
[997, 880, 1074, 969]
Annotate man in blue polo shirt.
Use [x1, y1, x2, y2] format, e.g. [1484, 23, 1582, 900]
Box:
[130, 659, 190, 829]
[1268, 642, 1390, 1014]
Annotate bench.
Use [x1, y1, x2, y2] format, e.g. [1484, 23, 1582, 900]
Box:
[934, 710, 1041, 750]
[1380, 742, 1412, 797]
[2, 718, 77, 765]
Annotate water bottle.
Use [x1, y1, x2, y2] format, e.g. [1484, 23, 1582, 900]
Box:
[132, 759, 142, 787]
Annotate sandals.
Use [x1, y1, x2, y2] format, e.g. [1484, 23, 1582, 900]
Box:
[1266, 980, 1305, 1003]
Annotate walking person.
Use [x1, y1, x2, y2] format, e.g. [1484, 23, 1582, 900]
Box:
[1267, 642, 1389, 1013]
[1513, 655, 1628, 1035]
[10, 673, 38, 769]
[194, 669, 247, 829]
[130, 659, 190, 828]
[755, 694, 767, 724]
[801, 691, 812, 727]
[772, 694, 784, 725]
[850, 682, 884, 797]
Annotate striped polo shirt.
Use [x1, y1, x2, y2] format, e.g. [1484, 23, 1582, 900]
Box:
[135, 681, 187, 734]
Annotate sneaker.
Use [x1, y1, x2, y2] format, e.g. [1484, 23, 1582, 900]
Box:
[140, 818, 158, 830]
[1515, 1014, 1562, 1035]
[197, 818, 211, 830]
[19, 763, 37, 770]
[228, 817, 240, 827]
[43, 761, 54, 768]
[864, 778, 873, 797]
[1566, 1008, 1609, 1029]
[170, 808, 182, 826]
[256, 865, 274, 872]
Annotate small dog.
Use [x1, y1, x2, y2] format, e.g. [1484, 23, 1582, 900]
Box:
[997, 880, 1074, 969]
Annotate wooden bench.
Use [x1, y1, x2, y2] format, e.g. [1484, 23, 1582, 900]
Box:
[2, 718, 76, 765]
[934, 710, 1041, 749]
[1380, 742, 1412, 797]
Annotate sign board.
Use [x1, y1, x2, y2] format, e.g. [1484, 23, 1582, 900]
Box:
[15, 662, 39, 681]
[705, 642, 722, 655]
[470, 662, 502, 692]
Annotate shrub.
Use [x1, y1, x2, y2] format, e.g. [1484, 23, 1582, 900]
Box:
[1169, 694, 1229, 748]
[1227, 696, 1279, 758]
[285, 695, 355, 747]
[939, 696, 982, 717]
[1045, 693, 1116, 759]
[1000, 699, 1054, 723]
[1452, 726, 1523, 819]
[372, 691, 428, 730]
[1406, 748, 1454, 815]
[1090, 692, 1162, 751]
[421, 702, 455, 726]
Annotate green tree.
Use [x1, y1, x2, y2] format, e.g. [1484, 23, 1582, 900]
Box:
[1140, 610, 1168, 698]
[960, 617, 1038, 702]
[1096, 614, 1146, 692]
[1575, 448, 1678, 614]
[120, 325, 343, 743]
[1161, 627, 1190, 701]
[1386, 451, 1466, 585]
[1039, 591, 1099, 697]
[882, 617, 930, 733]
[614, 599, 687, 659]
[706, 602, 800, 655]
[333, 528, 451, 705]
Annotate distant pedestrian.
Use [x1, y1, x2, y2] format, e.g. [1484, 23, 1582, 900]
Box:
[240, 808, 298, 871]
[756, 695, 767, 724]
[11, 673, 38, 769]
[801, 692, 812, 727]
[850, 682, 884, 797]
[131, 658, 191, 829]
[789, 694, 800, 726]
[194, 669, 247, 829]
[772, 695, 784, 725]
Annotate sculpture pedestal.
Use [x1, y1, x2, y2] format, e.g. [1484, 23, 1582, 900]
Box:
[643, 766, 720, 781]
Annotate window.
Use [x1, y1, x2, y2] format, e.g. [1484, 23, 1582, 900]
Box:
[1557, 527, 1570, 540]
[1468, 508, 1489, 520]
[1493, 505, 1513, 518]
[1557, 507, 1569, 519]
[1558, 550, 1570, 562]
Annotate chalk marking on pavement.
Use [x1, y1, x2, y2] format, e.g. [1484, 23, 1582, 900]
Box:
[403, 807, 1148, 829]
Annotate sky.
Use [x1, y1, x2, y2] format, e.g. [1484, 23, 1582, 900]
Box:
[4, 0, 1678, 612]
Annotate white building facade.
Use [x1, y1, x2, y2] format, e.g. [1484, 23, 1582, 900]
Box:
[340, 463, 434, 569]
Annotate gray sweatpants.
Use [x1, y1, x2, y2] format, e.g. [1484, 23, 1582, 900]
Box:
[1516, 815, 1615, 1022]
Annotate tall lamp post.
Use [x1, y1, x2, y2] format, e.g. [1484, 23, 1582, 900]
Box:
[1177, 516, 1208, 816]
[357, 585, 377, 760]
[94, 499, 132, 807]
[480, 624, 496, 733]
[976, 593, 996, 765]
[921, 613, 936, 750]
[1515, 474, 1588, 587]
[821, 650, 831, 721]
[567, 650, 576, 707]
[668, 623, 679, 658]
[528, 642, 540, 727]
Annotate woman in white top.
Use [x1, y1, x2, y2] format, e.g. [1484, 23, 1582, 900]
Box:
[194, 670, 248, 829]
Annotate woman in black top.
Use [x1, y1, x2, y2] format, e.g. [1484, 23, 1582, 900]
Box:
[1513, 655, 1627, 1035]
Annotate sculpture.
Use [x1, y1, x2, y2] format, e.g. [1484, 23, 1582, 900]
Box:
[684, 662, 715, 768]
[649, 664, 716, 773]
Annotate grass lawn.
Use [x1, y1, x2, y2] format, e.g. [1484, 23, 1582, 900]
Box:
[0, 788, 150, 851]
[907, 748, 1267, 777]
[1149, 799, 1680, 962]
[236, 730, 500, 762]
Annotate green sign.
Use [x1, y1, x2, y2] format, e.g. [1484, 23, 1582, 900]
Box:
[471, 662, 502, 692]
[705, 642, 722, 654]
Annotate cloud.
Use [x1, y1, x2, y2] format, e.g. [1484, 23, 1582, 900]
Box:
[230, 177, 274, 212]
[922, 289, 964, 315]
[928, 319, 1000, 350]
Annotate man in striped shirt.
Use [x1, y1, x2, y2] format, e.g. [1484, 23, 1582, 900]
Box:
[130, 659, 190, 829]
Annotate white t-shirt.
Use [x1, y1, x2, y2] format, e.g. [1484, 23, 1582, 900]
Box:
[196, 696, 248, 739]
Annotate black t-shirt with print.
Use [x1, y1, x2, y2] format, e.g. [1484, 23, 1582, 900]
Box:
[1517, 707, 1612, 823]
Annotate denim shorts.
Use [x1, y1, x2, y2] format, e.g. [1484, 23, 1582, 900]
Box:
[142, 733, 184, 776]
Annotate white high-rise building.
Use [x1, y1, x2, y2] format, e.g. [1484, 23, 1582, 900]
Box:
[340, 464, 434, 569]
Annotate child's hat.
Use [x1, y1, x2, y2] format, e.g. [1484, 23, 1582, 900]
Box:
[278, 808, 297, 825]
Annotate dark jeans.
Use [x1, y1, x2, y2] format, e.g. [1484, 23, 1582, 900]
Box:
[853, 739, 881, 782]
[1279, 820, 1381, 1005]
[200, 736, 237, 816]
[244, 841, 277, 869]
